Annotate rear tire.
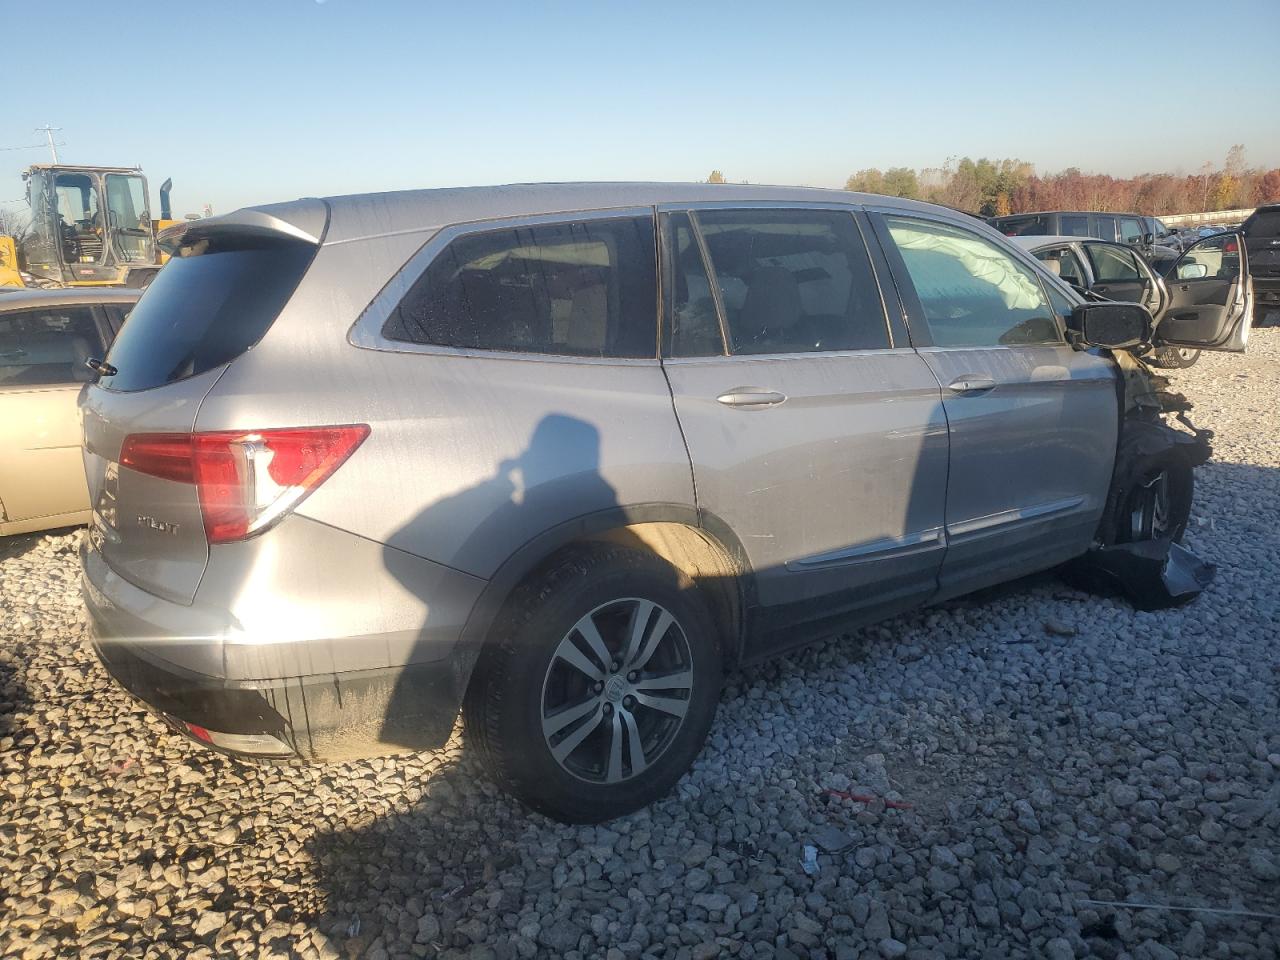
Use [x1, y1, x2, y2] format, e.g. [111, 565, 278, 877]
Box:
[463, 545, 722, 823]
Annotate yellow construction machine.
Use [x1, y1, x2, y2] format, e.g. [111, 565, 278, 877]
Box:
[1, 164, 181, 288]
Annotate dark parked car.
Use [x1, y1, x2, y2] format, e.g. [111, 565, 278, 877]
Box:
[1241, 204, 1280, 325]
[990, 211, 1180, 269]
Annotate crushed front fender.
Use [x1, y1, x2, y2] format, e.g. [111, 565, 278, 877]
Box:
[1074, 537, 1216, 612]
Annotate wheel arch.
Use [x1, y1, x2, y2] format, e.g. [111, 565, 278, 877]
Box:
[453, 503, 754, 698]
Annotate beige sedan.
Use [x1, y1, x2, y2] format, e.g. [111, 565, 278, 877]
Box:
[0, 288, 138, 535]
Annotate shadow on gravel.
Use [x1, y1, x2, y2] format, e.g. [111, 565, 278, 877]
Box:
[0, 646, 32, 743]
[301, 753, 541, 955]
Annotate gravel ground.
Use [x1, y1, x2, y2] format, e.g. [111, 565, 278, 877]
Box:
[2, 331, 1278, 960]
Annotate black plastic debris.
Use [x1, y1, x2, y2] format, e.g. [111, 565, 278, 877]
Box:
[1076, 537, 1216, 611]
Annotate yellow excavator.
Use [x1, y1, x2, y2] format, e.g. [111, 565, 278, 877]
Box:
[0, 164, 181, 289]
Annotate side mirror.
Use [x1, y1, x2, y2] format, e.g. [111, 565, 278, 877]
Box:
[1066, 302, 1152, 349]
[1176, 262, 1209, 280]
[1143, 232, 1154, 245]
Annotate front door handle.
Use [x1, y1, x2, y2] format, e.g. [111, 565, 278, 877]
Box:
[946, 376, 996, 394]
[716, 387, 787, 408]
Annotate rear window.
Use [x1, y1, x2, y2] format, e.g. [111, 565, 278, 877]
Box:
[1244, 210, 1280, 238]
[98, 235, 315, 392]
[384, 216, 657, 358]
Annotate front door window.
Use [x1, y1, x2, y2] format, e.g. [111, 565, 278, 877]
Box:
[105, 175, 155, 265]
[1118, 217, 1144, 245]
[884, 216, 1060, 346]
[1086, 244, 1142, 283]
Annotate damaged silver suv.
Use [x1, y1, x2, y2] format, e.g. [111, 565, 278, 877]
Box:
[79, 184, 1239, 822]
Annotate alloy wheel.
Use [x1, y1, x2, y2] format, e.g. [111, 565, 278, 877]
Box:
[1127, 469, 1172, 541]
[540, 598, 693, 783]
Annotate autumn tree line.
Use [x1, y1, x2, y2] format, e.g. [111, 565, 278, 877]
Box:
[707, 146, 1280, 217]
[845, 146, 1279, 217]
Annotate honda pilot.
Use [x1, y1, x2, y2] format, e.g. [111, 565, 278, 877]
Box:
[80, 184, 1231, 822]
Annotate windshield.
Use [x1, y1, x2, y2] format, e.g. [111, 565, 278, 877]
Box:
[105, 174, 155, 264]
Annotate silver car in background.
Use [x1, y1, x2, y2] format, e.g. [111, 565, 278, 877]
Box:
[1012, 232, 1253, 369]
[80, 184, 1232, 822]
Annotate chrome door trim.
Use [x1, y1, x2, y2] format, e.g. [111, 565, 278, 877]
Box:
[787, 527, 945, 571]
[347, 206, 658, 360]
[947, 495, 1086, 540]
[661, 346, 921, 365]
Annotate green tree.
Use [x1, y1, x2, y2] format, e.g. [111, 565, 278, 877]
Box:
[881, 167, 920, 199]
[845, 168, 886, 194]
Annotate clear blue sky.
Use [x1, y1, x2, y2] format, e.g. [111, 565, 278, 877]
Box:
[4, 0, 1278, 218]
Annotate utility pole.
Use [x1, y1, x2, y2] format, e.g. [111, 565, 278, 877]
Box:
[35, 125, 62, 164]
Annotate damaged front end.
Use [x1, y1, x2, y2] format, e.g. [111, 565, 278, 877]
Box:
[1067, 349, 1216, 611]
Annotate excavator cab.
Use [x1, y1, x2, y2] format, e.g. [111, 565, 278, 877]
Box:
[21, 165, 162, 286]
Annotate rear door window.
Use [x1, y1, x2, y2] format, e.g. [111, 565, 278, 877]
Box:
[663, 212, 724, 357]
[1060, 214, 1090, 237]
[385, 216, 657, 358]
[1095, 215, 1118, 241]
[99, 235, 316, 392]
[691, 208, 889, 355]
[884, 216, 1060, 347]
[0, 305, 103, 386]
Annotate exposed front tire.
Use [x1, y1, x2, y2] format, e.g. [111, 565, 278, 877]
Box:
[1100, 430, 1198, 547]
[463, 546, 722, 823]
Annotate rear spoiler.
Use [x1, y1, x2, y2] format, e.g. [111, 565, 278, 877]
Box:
[157, 199, 329, 255]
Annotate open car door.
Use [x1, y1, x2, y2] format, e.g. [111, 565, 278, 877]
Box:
[1154, 232, 1252, 352]
[1080, 241, 1168, 318]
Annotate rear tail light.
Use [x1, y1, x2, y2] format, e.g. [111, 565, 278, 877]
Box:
[1224, 239, 1238, 253]
[120, 425, 369, 543]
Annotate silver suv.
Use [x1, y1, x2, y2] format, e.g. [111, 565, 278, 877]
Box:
[80, 184, 1232, 822]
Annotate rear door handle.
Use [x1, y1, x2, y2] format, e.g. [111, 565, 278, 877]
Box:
[716, 387, 787, 408]
[946, 376, 996, 394]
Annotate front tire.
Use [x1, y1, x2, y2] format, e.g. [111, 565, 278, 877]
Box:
[464, 546, 722, 823]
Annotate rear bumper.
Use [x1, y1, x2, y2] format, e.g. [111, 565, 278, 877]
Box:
[81, 528, 480, 760]
[87, 627, 462, 759]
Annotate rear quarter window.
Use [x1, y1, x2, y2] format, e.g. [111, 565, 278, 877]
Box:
[384, 216, 657, 359]
[98, 235, 316, 392]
